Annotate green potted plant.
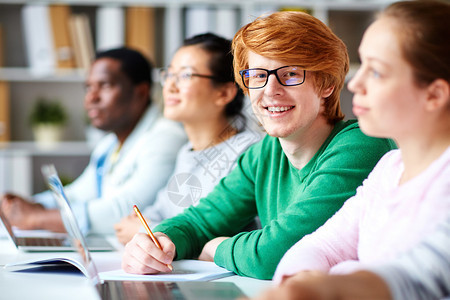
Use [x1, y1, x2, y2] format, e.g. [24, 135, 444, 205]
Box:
[29, 97, 68, 145]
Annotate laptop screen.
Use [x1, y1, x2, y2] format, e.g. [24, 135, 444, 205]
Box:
[41, 164, 101, 284]
[0, 206, 19, 246]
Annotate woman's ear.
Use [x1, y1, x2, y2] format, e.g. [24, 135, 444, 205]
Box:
[214, 82, 238, 107]
[425, 79, 450, 111]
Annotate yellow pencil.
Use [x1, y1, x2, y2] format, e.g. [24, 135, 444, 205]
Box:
[133, 205, 173, 271]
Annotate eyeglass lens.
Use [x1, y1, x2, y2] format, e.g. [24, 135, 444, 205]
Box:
[160, 70, 188, 86]
[160, 69, 216, 86]
[240, 66, 305, 89]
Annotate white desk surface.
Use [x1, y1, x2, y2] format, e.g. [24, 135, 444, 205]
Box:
[0, 237, 273, 300]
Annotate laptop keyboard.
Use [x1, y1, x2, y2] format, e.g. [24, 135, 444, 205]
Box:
[101, 281, 184, 300]
[16, 237, 66, 247]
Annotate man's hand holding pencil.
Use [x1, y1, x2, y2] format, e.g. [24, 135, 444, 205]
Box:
[121, 205, 175, 274]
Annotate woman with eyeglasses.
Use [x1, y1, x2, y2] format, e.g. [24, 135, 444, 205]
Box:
[121, 12, 396, 279]
[114, 33, 261, 244]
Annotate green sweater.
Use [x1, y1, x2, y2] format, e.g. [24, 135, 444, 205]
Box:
[154, 120, 396, 279]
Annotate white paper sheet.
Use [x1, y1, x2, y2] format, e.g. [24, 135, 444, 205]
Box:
[99, 260, 234, 282]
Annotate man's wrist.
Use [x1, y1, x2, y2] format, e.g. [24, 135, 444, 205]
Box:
[30, 207, 48, 229]
[33, 208, 65, 232]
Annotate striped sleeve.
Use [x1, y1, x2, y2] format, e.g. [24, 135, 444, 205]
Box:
[368, 216, 450, 300]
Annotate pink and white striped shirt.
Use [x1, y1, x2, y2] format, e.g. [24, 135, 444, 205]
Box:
[274, 147, 450, 283]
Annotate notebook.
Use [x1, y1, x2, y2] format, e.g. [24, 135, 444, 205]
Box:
[0, 181, 114, 252]
[41, 164, 245, 299]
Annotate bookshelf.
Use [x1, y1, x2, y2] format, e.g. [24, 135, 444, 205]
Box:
[0, 141, 91, 196]
[0, 0, 395, 195]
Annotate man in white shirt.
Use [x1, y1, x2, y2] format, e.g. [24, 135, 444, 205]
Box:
[1, 47, 187, 234]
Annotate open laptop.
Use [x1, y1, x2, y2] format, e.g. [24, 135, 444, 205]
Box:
[43, 164, 245, 300]
[0, 168, 114, 252]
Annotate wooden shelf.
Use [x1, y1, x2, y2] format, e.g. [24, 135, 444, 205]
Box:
[0, 67, 86, 82]
[0, 141, 92, 156]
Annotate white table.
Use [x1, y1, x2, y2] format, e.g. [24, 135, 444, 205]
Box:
[0, 238, 273, 299]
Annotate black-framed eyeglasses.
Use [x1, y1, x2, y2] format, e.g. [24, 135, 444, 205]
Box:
[239, 66, 306, 89]
[159, 69, 218, 86]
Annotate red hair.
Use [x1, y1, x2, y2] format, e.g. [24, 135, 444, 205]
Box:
[232, 11, 349, 124]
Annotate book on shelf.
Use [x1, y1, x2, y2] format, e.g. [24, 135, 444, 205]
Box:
[215, 6, 239, 40]
[0, 24, 4, 67]
[69, 14, 95, 70]
[0, 81, 10, 142]
[68, 15, 82, 69]
[21, 4, 56, 74]
[126, 6, 156, 62]
[163, 6, 183, 66]
[185, 6, 215, 39]
[279, 6, 313, 15]
[96, 5, 125, 52]
[49, 4, 76, 69]
[247, 5, 278, 22]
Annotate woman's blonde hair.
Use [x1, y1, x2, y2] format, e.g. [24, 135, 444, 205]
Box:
[232, 11, 349, 124]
